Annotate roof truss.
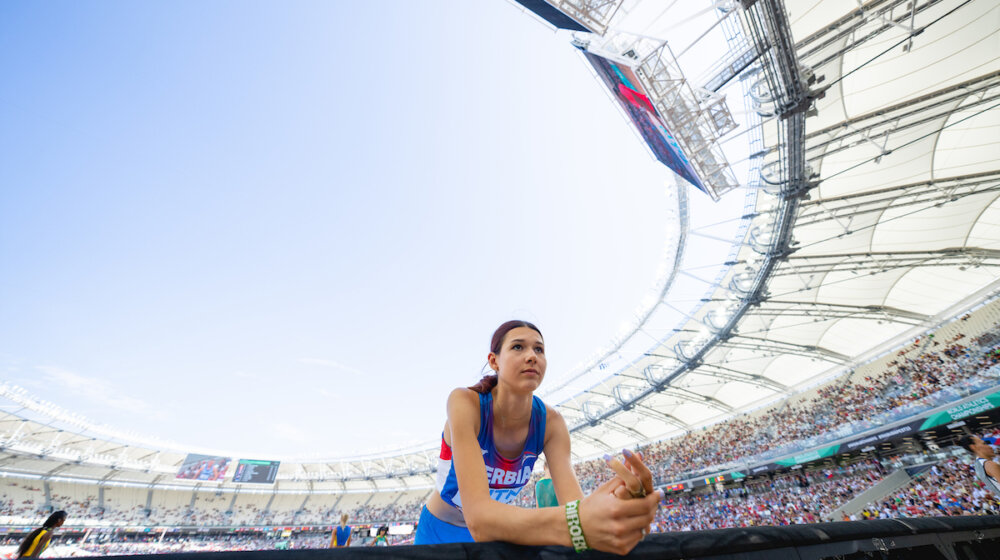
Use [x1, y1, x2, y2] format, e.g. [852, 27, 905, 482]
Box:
[769, 248, 1000, 277]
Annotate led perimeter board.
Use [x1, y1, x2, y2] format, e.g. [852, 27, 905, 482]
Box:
[176, 454, 231, 481]
[232, 459, 281, 484]
[582, 50, 707, 195]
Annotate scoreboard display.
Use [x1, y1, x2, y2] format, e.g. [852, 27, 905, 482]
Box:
[232, 459, 281, 484]
[581, 50, 709, 197]
[176, 454, 231, 481]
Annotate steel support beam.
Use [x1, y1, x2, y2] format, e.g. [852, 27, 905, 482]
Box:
[769, 248, 1000, 277]
[603, 419, 649, 441]
[45, 463, 71, 477]
[660, 387, 735, 414]
[744, 300, 931, 324]
[692, 363, 790, 393]
[720, 334, 852, 363]
[634, 404, 690, 431]
[548, 0, 625, 35]
[574, 431, 614, 453]
[752, 71, 1000, 161]
[796, 0, 943, 69]
[702, 38, 766, 92]
[795, 170, 1000, 229]
[569, 0, 812, 440]
[805, 71, 1000, 161]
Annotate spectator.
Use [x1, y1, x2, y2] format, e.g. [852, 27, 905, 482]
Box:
[16, 511, 66, 559]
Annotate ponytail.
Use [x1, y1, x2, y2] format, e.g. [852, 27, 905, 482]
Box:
[469, 373, 498, 394]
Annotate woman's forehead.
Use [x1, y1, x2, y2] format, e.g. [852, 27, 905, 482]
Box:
[506, 326, 543, 343]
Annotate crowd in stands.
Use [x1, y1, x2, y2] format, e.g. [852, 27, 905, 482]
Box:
[0, 324, 997, 556]
[0, 485, 430, 528]
[12, 448, 994, 557]
[291, 498, 426, 527]
[855, 458, 1000, 519]
[0, 530, 414, 556]
[654, 460, 888, 530]
[0, 483, 47, 520]
[554, 329, 1000, 494]
[647, 452, 1000, 531]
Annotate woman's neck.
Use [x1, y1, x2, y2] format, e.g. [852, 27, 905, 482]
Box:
[491, 383, 533, 428]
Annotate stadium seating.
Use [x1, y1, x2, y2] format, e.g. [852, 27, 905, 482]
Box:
[0, 316, 995, 556]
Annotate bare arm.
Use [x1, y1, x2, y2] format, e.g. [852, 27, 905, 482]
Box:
[543, 406, 584, 505]
[448, 388, 660, 554]
[447, 388, 572, 545]
[985, 459, 1000, 482]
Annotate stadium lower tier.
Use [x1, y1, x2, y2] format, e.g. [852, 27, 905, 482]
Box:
[0, 309, 998, 555]
[3, 447, 998, 557]
[10, 516, 1000, 559]
[658, 455, 999, 530]
[0, 483, 431, 529]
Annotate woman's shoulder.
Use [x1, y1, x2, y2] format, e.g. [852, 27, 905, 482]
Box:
[448, 387, 480, 404]
[543, 402, 563, 421]
[446, 388, 482, 422]
[542, 403, 568, 439]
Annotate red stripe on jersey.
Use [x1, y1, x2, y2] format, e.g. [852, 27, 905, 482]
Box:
[493, 456, 516, 472]
[440, 437, 452, 461]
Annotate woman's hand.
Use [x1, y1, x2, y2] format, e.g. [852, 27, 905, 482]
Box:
[604, 449, 655, 500]
[578, 476, 662, 555]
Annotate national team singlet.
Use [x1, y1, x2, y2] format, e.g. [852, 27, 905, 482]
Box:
[436, 392, 547, 509]
[974, 457, 1000, 494]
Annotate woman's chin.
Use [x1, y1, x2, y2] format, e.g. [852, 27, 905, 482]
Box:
[520, 378, 543, 392]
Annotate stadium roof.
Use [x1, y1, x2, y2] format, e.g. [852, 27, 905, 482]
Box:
[0, 0, 997, 490]
[558, 0, 1000, 459]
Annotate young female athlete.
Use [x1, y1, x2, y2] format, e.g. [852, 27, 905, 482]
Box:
[16, 511, 66, 559]
[329, 513, 352, 548]
[414, 320, 662, 555]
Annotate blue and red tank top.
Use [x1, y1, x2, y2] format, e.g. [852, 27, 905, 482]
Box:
[435, 391, 547, 509]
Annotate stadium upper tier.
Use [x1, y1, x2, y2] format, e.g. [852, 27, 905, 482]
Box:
[2, 0, 998, 485]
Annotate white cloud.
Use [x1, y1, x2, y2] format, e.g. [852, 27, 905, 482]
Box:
[36, 366, 161, 417]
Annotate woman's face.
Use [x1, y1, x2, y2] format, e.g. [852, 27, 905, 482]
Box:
[971, 436, 995, 457]
[489, 326, 546, 392]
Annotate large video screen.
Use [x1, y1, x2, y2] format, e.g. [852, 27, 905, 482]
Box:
[175, 454, 232, 481]
[582, 50, 708, 196]
[232, 459, 281, 484]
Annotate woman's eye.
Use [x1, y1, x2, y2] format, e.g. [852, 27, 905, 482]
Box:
[512, 344, 522, 350]
[535, 347, 544, 354]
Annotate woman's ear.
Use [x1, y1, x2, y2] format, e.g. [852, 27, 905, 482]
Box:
[487, 352, 499, 372]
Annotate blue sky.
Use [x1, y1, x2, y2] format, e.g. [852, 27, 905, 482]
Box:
[0, 1, 745, 458]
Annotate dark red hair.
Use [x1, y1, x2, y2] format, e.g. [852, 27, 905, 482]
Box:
[468, 320, 543, 394]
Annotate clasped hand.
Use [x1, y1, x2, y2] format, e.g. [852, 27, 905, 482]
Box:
[576, 450, 661, 555]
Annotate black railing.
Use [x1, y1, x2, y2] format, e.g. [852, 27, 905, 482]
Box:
[103, 516, 1000, 559]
